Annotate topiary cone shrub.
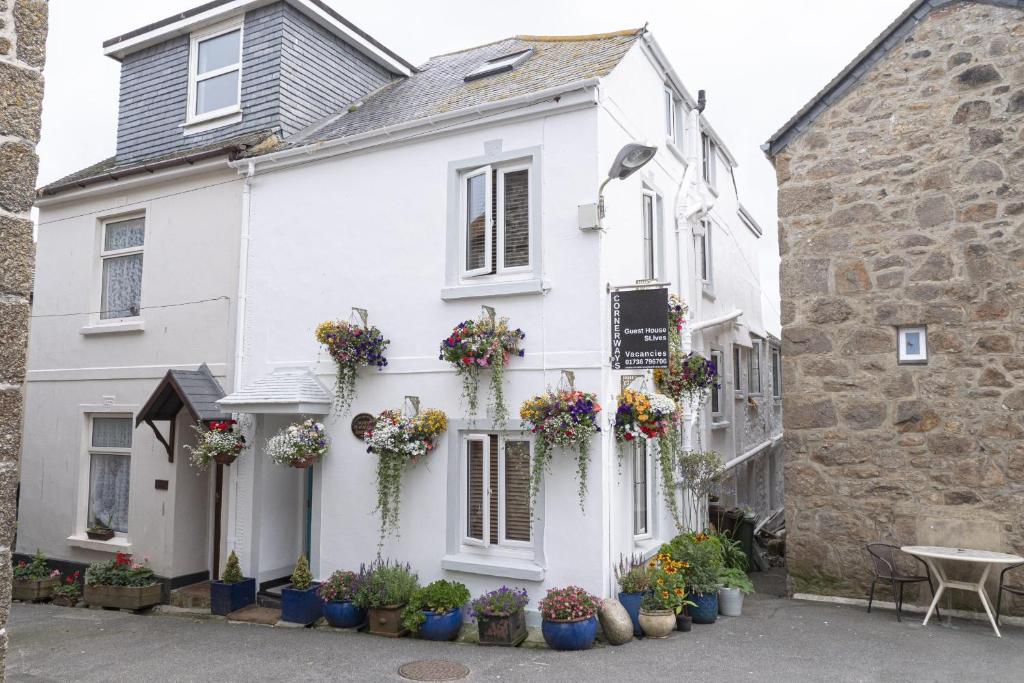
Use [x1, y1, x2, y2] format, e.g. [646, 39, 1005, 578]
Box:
[222, 551, 243, 584]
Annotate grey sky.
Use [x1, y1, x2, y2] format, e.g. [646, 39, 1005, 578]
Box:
[36, 0, 912, 333]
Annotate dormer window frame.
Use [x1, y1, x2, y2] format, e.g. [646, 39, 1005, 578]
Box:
[186, 17, 244, 129]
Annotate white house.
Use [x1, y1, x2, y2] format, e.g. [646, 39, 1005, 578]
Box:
[23, 0, 781, 614]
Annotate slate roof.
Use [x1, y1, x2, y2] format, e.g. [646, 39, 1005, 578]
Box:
[764, 0, 1024, 157]
[278, 30, 644, 150]
[217, 367, 332, 411]
[136, 363, 229, 425]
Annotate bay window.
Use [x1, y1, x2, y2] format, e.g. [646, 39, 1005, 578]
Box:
[87, 416, 132, 533]
[463, 433, 532, 550]
[100, 216, 145, 319]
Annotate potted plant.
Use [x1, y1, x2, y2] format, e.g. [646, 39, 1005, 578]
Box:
[315, 318, 390, 416]
[718, 567, 755, 617]
[183, 420, 247, 470]
[280, 555, 322, 625]
[86, 513, 115, 541]
[12, 550, 60, 601]
[51, 571, 82, 607]
[363, 408, 448, 541]
[662, 532, 724, 624]
[402, 579, 470, 641]
[639, 553, 694, 638]
[520, 388, 602, 511]
[318, 569, 366, 629]
[83, 552, 161, 610]
[470, 586, 529, 647]
[538, 586, 601, 651]
[352, 559, 418, 637]
[209, 550, 255, 616]
[266, 419, 330, 469]
[439, 312, 524, 424]
[614, 554, 650, 637]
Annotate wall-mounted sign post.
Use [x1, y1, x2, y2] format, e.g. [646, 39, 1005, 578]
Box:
[610, 286, 669, 370]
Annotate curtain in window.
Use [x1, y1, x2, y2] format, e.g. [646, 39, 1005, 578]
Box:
[504, 440, 531, 542]
[503, 170, 529, 268]
[104, 218, 145, 251]
[101, 253, 143, 319]
[92, 417, 133, 448]
[89, 453, 130, 532]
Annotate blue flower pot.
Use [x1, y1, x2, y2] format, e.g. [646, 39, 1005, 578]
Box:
[618, 592, 645, 637]
[281, 584, 322, 625]
[209, 577, 255, 616]
[542, 616, 598, 651]
[323, 600, 366, 629]
[689, 591, 718, 624]
[418, 608, 464, 641]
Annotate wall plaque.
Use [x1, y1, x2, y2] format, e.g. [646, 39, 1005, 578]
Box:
[351, 412, 375, 439]
[610, 287, 669, 370]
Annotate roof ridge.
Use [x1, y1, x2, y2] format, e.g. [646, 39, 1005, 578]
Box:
[427, 28, 643, 60]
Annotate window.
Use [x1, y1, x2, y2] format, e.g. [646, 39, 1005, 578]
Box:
[698, 219, 712, 286]
[460, 163, 530, 279]
[748, 339, 763, 394]
[188, 20, 242, 122]
[632, 440, 652, 537]
[463, 434, 532, 549]
[664, 88, 676, 141]
[641, 190, 656, 280]
[87, 416, 132, 533]
[710, 349, 724, 419]
[701, 132, 717, 189]
[771, 346, 782, 398]
[465, 48, 533, 81]
[100, 216, 145, 319]
[898, 326, 928, 364]
[733, 346, 742, 394]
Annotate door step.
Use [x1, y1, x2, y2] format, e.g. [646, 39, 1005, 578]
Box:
[226, 604, 282, 625]
[169, 581, 211, 610]
[257, 586, 283, 609]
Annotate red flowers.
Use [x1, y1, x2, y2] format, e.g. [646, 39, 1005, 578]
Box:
[114, 551, 133, 567]
[209, 419, 237, 432]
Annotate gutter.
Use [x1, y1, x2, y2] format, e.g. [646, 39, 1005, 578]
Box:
[690, 308, 743, 332]
[723, 434, 782, 472]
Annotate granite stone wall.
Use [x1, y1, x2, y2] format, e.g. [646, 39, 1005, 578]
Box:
[774, 2, 1024, 611]
[0, 0, 47, 665]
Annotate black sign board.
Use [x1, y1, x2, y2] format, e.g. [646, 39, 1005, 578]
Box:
[610, 287, 669, 369]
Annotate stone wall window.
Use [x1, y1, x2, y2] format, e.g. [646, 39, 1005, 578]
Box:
[100, 215, 145, 319]
[897, 326, 928, 364]
[460, 163, 531, 278]
[771, 346, 782, 398]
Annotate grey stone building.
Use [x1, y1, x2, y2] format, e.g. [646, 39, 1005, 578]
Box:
[765, 0, 1024, 612]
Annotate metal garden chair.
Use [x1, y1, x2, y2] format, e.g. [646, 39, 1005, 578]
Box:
[995, 562, 1024, 627]
[866, 543, 939, 622]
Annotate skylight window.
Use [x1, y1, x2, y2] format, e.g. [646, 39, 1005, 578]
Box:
[464, 48, 533, 82]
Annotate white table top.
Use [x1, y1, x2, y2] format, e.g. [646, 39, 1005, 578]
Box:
[901, 545, 1024, 564]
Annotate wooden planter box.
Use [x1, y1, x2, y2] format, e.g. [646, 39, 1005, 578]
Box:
[13, 577, 59, 602]
[367, 605, 408, 637]
[84, 583, 162, 610]
[477, 609, 528, 646]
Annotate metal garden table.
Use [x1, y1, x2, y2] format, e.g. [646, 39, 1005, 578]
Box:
[901, 545, 1024, 637]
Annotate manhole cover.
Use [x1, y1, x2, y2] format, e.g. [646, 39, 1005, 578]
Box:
[397, 659, 470, 681]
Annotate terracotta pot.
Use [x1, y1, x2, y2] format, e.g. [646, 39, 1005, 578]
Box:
[639, 608, 676, 638]
[213, 451, 238, 466]
[368, 605, 408, 637]
[290, 455, 318, 469]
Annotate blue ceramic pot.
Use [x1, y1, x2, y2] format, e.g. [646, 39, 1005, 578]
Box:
[542, 616, 598, 651]
[618, 592, 645, 637]
[418, 608, 463, 641]
[209, 577, 255, 616]
[689, 591, 718, 624]
[281, 584, 322, 625]
[323, 600, 366, 629]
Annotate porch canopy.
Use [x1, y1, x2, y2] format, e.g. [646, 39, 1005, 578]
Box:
[216, 367, 331, 415]
[135, 363, 229, 461]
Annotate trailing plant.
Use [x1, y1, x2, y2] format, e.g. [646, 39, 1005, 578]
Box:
[613, 389, 676, 444]
[439, 314, 524, 424]
[538, 586, 601, 622]
[266, 419, 330, 468]
[52, 571, 82, 601]
[678, 450, 724, 527]
[401, 579, 470, 633]
[352, 559, 418, 609]
[291, 555, 313, 590]
[614, 554, 652, 594]
[641, 552, 694, 614]
[221, 551, 244, 584]
[317, 570, 362, 603]
[661, 532, 724, 595]
[315, 319, 390, 416]
[655, 351, 719, 407]
[718, 567, 755, 595]
[85, 553, 156, 587]
[520, 389, 602, 512]
[184, 420, 246, 471]
[13, 550, 52, 582]
[364, 408, 448, 542]
[469, 586, 529, 619]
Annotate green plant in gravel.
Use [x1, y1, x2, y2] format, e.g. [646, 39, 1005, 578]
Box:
[401, 579, 470, 633]
[661, 532, 724, 595]
[221, 551, 244, 584]
[352, 559, 419, 609]
[13, 550, 51, 581]
[291, 555, 313, 590]
[718, 567, 755, 594]
[614, 554, 652, 593]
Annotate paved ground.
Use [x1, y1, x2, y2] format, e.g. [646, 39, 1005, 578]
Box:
[5, 592, 1020, 682]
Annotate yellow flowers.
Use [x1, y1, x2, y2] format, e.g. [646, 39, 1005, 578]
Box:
[414, 409, 448, 438]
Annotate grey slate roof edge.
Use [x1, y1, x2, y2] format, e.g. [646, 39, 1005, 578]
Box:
[763, 0, 1024, 158]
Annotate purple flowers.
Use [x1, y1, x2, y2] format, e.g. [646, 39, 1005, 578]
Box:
[470, 586, 529, 619]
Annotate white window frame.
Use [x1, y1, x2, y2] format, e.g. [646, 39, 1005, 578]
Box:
[664, 88, 676, 142]
[641, 189, 657, 280]
[84, 414, 133, 537]
[748, 338, 763, 395]
[100, 213, 145, 320]
[702, 132, 717, 191]
[458, 163, 532, 280]
[459, 165, 493, 278]
[698, 219, 713, 293]
[631, 439, 654, 541]
[898, 326, 928, 364]
[771, 346, 782, 398]
[459, 433, 534, 557]
[733, 345, 744, 396]
[186, 17, 243, 125]
[495, 162, 532, 274]
[710, 348, 724, 420]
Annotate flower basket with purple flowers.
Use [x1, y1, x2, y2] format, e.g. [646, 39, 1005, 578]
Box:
[439, 313, 524, 424]
[316, 319, 390, 416]
[266, 419, 329, 468]
[470, 586, 529, 647]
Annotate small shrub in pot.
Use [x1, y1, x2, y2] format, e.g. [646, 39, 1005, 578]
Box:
[353, 559, 418, 637]
[13, 550, 60, 601]
[281, 555, 322, 625]
[717, 567, 754, 617]
[471, 586, 529, 647]
[402, 579, 470, 640]
[210, 551, 255, 616]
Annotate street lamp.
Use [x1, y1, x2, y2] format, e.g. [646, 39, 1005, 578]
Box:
[579, 142, 658, 231]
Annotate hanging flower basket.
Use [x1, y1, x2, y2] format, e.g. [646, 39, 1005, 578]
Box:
[439, 314, 524, 424]
[184, 420, 246, 471]
[613, 389, 677, 443]
[266, 420, 330, 468]
[364, 409, 448, 541]
[520, 389, 601, 512]
[316, 319, 390, 416]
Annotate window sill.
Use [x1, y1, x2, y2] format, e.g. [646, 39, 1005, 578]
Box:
[710, 420, 729, 430]
[441, 278, 547, 301]
[665, 139, 686, 164]
[80, 320, 145, 336]
[181, 110, 242, 136]
[441, 553, 544, 581]
[67, 534, 132, 553]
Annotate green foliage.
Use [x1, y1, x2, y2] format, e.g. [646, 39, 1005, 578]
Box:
[614, 554, 652, 593]
[401, 579, 470, 632]
[718, 567, 755, 595]
[222, 551, 244, 584]
[13, 550, 50, 581]
[352, 559, 419, 609]
[291, 555, 313, 590]
[661, 533, 724, 595]
[711, 529, 749, 571]
[85, 553, 156, 587]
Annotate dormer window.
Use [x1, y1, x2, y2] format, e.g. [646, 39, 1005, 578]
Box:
[187, 18, 242, 126]
[464, 48, 533, 81]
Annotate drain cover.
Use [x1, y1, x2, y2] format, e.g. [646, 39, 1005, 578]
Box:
[397, 659, 470, 681]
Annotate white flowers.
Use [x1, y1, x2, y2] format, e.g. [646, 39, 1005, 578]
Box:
[266, 419, 330, 467]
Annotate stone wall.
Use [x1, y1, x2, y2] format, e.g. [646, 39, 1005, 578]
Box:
[774, 1, 1024, 611]
[0, 0, 46, 665]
